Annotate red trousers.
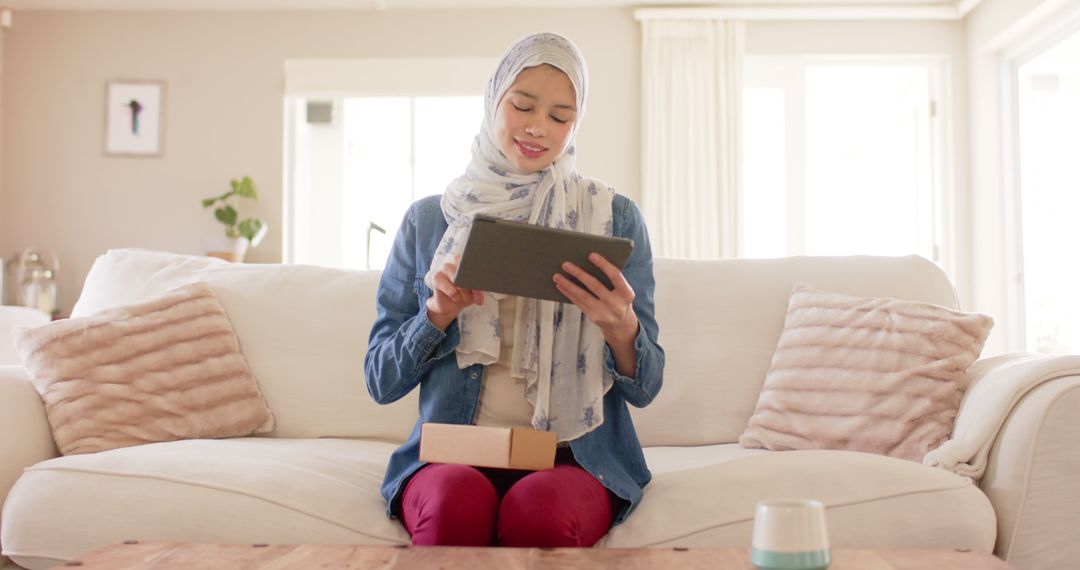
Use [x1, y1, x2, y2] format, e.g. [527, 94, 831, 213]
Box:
[400, 448, 615, 547]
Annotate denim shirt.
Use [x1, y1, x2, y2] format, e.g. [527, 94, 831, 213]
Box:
[364, 193, 665, 526]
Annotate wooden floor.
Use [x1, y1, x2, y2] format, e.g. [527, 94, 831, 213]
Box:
[57, 541, 1014, 569]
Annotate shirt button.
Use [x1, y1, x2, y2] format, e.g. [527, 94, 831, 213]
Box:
[470, 373, 478, 380]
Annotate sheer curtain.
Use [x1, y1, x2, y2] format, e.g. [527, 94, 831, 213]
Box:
[641, 19, 744, 258]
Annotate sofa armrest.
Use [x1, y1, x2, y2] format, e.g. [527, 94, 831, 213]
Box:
[0, 365, 57, 552]
[925, 353, 1080, 478]
[919, 353, 1080, 570]
[977, 373, 1080, 570]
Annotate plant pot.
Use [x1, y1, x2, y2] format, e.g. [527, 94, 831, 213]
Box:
[204, 236, 249, 263]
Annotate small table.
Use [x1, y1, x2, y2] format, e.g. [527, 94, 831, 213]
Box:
[55, 541, 1014, 569]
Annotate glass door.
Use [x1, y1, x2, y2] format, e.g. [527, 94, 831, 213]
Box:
[742, 57, 945, 264]
[1014, 27, 1080, 354]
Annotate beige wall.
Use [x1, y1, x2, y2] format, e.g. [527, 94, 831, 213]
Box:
[746, 19, 964, 55]
[0, 25, 5, 263]
[0, 8, 639, 314]
[965, 0, 1065, 354]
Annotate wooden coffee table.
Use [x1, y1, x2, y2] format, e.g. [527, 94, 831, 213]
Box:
[55, 541, 1013, 569]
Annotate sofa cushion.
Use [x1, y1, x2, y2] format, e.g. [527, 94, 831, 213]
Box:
[15, 281, 274, 456]
[70, 249, 419, 442]
[603, 447, 996, 551]
[1, 441, 995, 567]
[631, 255, 960, 447]
[738, 284, 993, 462]
[0, 438, 410, 570]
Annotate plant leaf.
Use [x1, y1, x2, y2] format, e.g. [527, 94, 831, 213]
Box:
[201, 198, 216, 208]
[215, 206, 237, 226]
[238, 218, 266, 246]
[234, 176, 258, 200]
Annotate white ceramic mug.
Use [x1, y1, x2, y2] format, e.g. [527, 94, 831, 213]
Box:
[750, 499, 831, 570]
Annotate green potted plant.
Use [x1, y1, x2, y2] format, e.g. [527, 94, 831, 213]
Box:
[202, 176, 268, 262]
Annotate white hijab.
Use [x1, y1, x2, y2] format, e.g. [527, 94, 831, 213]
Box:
[424, 33, 615, 442]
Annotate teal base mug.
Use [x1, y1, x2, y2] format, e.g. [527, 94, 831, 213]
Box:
[750, 546, 831, 570]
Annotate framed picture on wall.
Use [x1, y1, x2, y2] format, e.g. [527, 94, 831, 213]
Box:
[104, 80, 165, 157]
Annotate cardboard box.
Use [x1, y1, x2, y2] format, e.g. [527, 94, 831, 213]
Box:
[419, 423, 557, 471]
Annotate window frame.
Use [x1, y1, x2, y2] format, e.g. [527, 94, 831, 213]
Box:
[999, 5, 1080, 352]
[741, 54, 953, 279]
[282, 57, 496, 266]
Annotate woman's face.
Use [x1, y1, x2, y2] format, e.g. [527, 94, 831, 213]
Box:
[493, 64, 577, 173]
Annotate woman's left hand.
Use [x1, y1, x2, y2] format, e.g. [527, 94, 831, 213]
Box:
[553, 253, 639, 345]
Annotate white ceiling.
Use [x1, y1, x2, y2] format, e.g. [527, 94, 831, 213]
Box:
[1, 0, 966, 11]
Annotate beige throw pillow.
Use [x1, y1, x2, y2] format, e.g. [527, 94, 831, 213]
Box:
[15, 281, 274, 455]
[739, 283, 993, 462]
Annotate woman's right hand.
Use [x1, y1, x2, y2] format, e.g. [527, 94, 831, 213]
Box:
[426, 260, 485, 331]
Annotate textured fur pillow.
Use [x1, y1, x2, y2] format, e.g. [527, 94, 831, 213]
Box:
[15, 281, 274, 455]
[739, 283, 993, 462]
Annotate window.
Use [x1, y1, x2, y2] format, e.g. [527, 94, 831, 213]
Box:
[1009, 23, 1080, 354]
[342, 97, 482, 270]
[287, 97, 482, 270]
[741, 57, 948, 270]
[283, 58, 493, 270]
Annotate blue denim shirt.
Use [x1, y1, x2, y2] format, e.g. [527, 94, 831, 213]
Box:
[364, 194, 665, 526]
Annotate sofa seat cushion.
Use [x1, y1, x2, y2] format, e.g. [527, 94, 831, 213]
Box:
[0, 438, 410, 570]
[2, 442, 996, 567]
[643, 443, 769, 474]
[602, 447, 996, 551]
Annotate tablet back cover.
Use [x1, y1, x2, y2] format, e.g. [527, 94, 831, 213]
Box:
[453, 216, 634, 303]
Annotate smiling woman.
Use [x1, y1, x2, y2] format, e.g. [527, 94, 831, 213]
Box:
[494, 64, 578, 172]
[363, 32, 664, 549]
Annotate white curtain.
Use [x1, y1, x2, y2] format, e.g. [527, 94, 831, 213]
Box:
[641, 19, 744, 259]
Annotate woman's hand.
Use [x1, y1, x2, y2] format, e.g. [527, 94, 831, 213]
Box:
[553, 253, 640, 377]
[426, 260, 485, 331]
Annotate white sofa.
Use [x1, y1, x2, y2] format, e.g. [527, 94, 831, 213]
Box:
[1, 248, 1078, 569]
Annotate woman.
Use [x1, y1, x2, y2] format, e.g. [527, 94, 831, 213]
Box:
[364, 32, 664, 548]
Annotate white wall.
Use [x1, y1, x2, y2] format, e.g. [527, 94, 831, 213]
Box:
[965, 0, 1067, 354]
[0, 8, 639, 314]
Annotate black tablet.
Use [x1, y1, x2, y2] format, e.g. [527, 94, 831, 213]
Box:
[452, 214, 634, 303]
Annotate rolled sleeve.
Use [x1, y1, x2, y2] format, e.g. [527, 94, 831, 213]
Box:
[365, 204, 461, 405]
[606, 194, 665, 408]
[603, 324, 664, 407]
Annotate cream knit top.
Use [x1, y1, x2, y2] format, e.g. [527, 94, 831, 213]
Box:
[475, 296, 535, 428]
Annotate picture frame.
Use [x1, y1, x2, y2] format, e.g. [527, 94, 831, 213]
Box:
[104, 80, 165, 157]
